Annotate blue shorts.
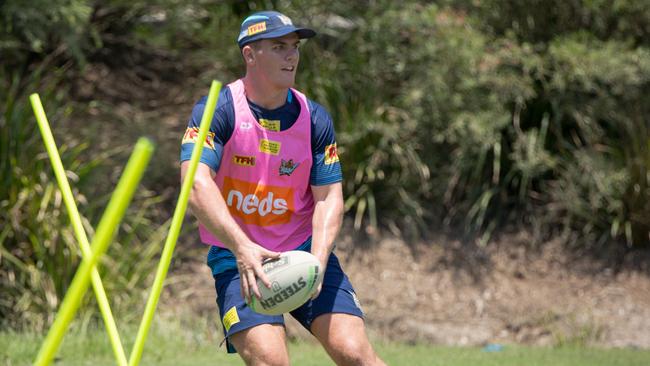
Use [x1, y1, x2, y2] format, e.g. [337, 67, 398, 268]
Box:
[213, 248, 364, 353]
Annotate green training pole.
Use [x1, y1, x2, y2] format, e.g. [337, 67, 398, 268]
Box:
[29, 93, 128, 366]
[129, 80, 222, 366]
[34, 138, 154, 366]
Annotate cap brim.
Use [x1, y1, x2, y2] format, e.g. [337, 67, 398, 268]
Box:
[294, 27, 317, 39]
[239, 26, 317, 48]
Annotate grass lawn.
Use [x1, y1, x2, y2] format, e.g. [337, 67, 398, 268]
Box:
[1, 326, 649, 366]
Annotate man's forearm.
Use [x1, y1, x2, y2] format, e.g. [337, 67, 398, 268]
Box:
[310, 188, 344, 263]
[187, 176, 250, 252]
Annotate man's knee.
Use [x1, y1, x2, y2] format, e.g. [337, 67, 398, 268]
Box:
[311, 314, 385, 366]
[229, 324, 290, 366]
[238, 348, 289, 366]
[327, 336, 378, 365]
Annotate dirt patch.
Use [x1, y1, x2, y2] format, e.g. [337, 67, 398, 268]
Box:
[340, 231, 650, 348]
[162, 230, 650, 349]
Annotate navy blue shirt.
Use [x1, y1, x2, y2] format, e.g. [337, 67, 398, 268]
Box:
[180, 87, 342, 186]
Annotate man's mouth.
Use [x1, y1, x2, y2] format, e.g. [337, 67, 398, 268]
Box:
[282, 66, 295, 72]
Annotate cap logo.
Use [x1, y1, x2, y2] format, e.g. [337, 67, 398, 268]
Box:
[247, 21, 267, 36]
[277, 14, 293, 26]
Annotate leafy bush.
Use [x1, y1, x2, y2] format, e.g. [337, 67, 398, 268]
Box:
[0, 0, 184, 329]
[294, 2, 650, 247]
[0, 0, 93, 68]
[539, 36, 650, 247]
[0, 71, 171, 329]
[0, 71, 87, 329]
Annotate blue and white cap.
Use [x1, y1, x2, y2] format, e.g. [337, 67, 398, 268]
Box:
[238, 11, 316, 48]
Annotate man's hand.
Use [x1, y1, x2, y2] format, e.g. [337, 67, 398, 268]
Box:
[235, 241, 281, 304]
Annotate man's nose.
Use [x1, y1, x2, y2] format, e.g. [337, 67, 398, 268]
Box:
[286, 48, 298, 61]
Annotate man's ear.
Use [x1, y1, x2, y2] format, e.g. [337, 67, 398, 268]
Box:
[242, 45, 255, 65]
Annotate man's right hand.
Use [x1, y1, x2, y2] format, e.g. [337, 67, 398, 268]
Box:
[235, 241, 281, 304]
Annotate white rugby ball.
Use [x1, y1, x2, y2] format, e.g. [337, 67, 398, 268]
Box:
[249, 250, 324, 315]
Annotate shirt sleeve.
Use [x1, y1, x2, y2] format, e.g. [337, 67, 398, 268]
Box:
[309, 100, 343, 186]
[179, 89, 234, 173]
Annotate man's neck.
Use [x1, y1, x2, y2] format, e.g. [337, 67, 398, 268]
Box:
[242, 75, 288, 110]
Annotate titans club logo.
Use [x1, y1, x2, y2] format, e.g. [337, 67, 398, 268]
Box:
[279, 159, 299, 176]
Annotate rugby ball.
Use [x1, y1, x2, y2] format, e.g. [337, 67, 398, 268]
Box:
[249, 251, 324, 315]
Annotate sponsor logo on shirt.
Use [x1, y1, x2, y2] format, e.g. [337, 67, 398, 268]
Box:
[247, 22, 266, 36]
[279, 159, 299, 176]
[324, 143, 339, 165]
[259, 139, 281, 155]
[233, 155, 256, 167]
[240, 122, 253, 130]
[223, 177, 294, 226]
[259, 119, 280, 131]
[182, 127, 216, 150]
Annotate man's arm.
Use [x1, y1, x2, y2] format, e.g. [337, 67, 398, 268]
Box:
[310, 182, 344, 299]
[180, 161, 279, 302]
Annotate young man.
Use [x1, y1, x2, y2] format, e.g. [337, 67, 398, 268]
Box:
[180, 10, 386, 366]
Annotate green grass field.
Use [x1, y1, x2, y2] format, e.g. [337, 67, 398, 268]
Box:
[2, 324, 649, 366]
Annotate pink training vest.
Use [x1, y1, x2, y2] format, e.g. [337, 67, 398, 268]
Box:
[198, 79, 314, 252]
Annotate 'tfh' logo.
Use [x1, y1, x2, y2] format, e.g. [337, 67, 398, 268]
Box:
[259, 276, 307, 310]
[233, 155, 255, 166]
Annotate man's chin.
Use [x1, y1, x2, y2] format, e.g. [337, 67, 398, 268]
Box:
[275, 76, 295, 90]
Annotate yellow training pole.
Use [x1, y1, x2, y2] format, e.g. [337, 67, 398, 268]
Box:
[29, 93, 128, 366]
[129, 80, 222, 366]
[34, 138, 155, 366]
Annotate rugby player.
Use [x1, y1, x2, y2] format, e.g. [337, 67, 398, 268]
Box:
[180, 10, 386, 366]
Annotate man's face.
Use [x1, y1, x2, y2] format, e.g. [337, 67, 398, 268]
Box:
[248, 32, 301, 89]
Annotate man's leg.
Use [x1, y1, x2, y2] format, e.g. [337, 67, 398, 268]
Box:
[289, 249, 385, 366]
[229, 323, 290, 366]
[311, 313, 386, 366]
[214, 270, 289, 366]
